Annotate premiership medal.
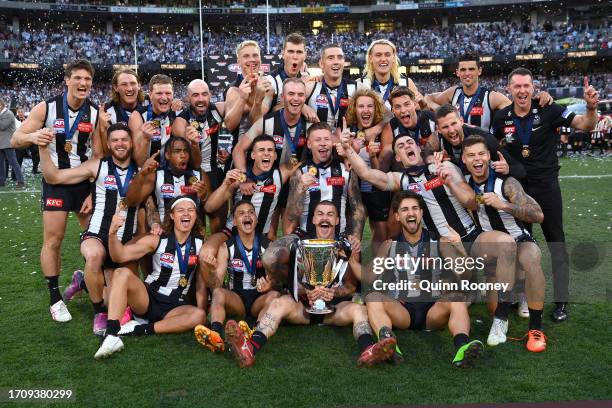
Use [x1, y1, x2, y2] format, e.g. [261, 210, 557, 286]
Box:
[250, 275, 257, 287]
[151, 119, 161, 129]
[190, 120, 200, 130]
[118, 198, 128, 211]
[178, 276, 188, 288]
[475, 194, 484, 204]
[289, 154, 299, 167]
[239, 173, 247, 183]
[308, 166, 317, 176]
[188, 176, 198, 185]
[356, 130, 366, 140]
[64, 141, 73, 153]
[521, 146, 530, 158]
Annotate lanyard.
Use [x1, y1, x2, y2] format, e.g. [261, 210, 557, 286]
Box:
[397, 122, 420, 144]
[235, 234, 260, 277]
[458, 86, 482, 122]
[116, 104, 129, 124]
[322, 80, 343, 117]
[513, 115, 534, 147]
[373, 78, 394, 102]
[246, 167, 273, 182]
[146, 104, 167, 122]
[280, 110, 303, 154]
[113, 161, 136, 197]
[176, 236, 192, 276]
[469, 168, 496, 194]
[62, 93, 87, 141]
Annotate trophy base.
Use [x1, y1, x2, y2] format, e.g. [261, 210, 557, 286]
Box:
[306, 305, 336, 315]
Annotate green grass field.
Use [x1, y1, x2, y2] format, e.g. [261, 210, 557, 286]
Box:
[0, 157, 610, 408]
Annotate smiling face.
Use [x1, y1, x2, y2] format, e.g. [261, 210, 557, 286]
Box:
[65, 68, 93, 101]
[356, 96, 375, 129]
[238, 44, 261, 78]
[307, 128, 333, 164]
[395, 197, 423, 236]
[456, 60, 482, 89]
[508, 74, 534, 111]
[313, 202, 339, 240]
[462, 142, 490, 180]
[233, 202, 257, 235]
[170, 200, 197, 233]
[437, 111, 465, 147]
[282, 81, 306, 117]
[283, 41, 306, 76]
[114, 72, 140, 108]
[107, 129, 132, 162]
[320, 47, 344, 82]
[370, 43, 394, 78]
[391, 95, 417, 128]
[165, 139, 190, 172]
[188, 81, 210, 116]
[149, 83, 173, 114]
[394, 136, 422, 167]
[250, 139, 276, 173]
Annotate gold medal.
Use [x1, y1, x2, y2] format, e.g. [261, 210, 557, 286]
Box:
[239, 173, 247, 183]
[521, 146, 530, 158]
[190, 120, 200, 130]
[289, 154, 299, 167]
[188, 176, 198, 185]
[179, 276, 188, 288]
[118, 198, 128, 211]
[356, 130, 366, 140]
[308, 166, 317, 176]
[250, 275, 257, 287]
[64, 141, 73, 153]
[475, 194, 484, 204]
[151, 119, 161, 129]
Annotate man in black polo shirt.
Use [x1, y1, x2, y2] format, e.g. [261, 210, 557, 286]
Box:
[492, 68, 599, 322]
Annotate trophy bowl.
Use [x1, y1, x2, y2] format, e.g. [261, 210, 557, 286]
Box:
[299, 239, 338, 315]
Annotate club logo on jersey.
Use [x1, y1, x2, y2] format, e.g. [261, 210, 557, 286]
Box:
[340, 98, 349, 108]
[257, 184, 277, 194]
[77, 122, 93, 133]
[180, 185, 195, 195]
[53, 119, 65, 129]
[206, 124, 219, 136]
[406, 183, 422, 193]
[326, 177, 345, 186]
[45, 198, 64, 208]
[104, 175, 118, 190]
[160, 253, 174, 268]
[160, 184, 175, 198]
[272, 135, 284, 149]
[315, 94, 328, 108]
[188, 254, 198, 266]
[470, 106, 483, 116]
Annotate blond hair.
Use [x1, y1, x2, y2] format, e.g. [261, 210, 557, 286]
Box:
[235, 40, 260, 58]
[344, 88, 385, 128]
[363, 39, 401, 84]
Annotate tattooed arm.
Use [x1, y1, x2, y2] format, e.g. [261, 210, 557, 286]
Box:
[497, 177, 544, 224]
[282, 171, 309, 235]
[262, 233, 299, 284]
[348, 170, 366, 238]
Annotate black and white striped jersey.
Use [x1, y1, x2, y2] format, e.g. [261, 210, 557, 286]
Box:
[264, 66, 303, 109]
[262, 110, 309, 167]
[400, 166, 476, 238]
[299, 160, 351, 237]
[154, 168, 201, 222]
[225, 168, 283, 235]
[356, 75, 409, 109]
[147, 233, 203, 303]
[134, 106, 176, 160]
[306, 80, 356, 131]
[87, 158, 138, 242]
[226, 233, 269, 291]
[390, 110, 437, 144]
[104, 101, 141, 125]
[43, 94, 98, 169]
[451, 86, 493, 131]
[177, 106, 223, 172]
[466, 174, 530, 240]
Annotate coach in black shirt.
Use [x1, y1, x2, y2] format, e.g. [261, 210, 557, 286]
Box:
[492, 68, 599, 322]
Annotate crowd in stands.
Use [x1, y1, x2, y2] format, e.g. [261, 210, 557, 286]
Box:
[1, 19, 610, 65]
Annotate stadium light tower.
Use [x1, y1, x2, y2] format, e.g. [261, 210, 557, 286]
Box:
[266, 0, 270, 54]
[199, 0, 205, 79]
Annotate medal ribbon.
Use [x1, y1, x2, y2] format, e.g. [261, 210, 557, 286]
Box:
[373, 78, 394, 102]
[246, 167, 273, 182]
[113, 161, 137, 197]
[176, 235, 192, 277]
[116, 104, 129, 124]
[322, 80, 343, 117]
[512, 115, 534, 149]
[235, 233, 260, 278]
[458, 86, 482, 122]
[468, 167, 496, 194]
[146, 104, 168, 122]
[280, 109, 303, 155]
[62, 93, 87, 143]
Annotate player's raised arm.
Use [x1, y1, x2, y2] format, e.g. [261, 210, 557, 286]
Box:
[125, 151, 159, 206]
[204, 169, 242, 213]
[232, 117, 264, 172]
[39, 143, 98, 185]
[570, 77, 599, 131]
[108, 213, 158, 263]
[497, 177, 544, 224]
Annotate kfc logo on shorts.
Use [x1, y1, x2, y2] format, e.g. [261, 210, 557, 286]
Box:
[469, 106, 483, 116]
[160, 253, 175, 268]
[45, 198, 64, 208]
[160, 184, 175, 198]
[77, 122, 93, 133]
[258, 184, 277, 194]
[326, 177, 345, 186]
[53, 119, 65, 129]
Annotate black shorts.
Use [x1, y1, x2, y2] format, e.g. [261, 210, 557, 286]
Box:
[362, 191, 391, 222]
[136, 287, 183, 323]
[41, 178, 90, 212]
[278, 183, 290, 209]
[234, 288, 263, 317]
[516, 233, 536, 244]
[301, 295, 353, 325]
[80, 232, 121, 269]
[401, 300, 436, 330]
[462, 227, 483, 255]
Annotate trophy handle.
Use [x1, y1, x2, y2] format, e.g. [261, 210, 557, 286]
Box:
[328, 256, 348, 288]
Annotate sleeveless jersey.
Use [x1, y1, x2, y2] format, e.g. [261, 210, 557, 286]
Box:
[226, 233, 269, 291]
[154, 168, 201, 222]
[177, 106, 223, 172]
[451, 86, 493, 131]
[262, 110, 308, 167]
[307, 80, 356, 131]
[104, 101, 141, 125]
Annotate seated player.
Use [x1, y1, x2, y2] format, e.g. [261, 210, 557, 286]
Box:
[365, 191, 484, 368]
[223, 201, 396, 368]
[39, 123, 143, 335]
[94, 197, 207, 359]
[462, 136, 547, 352]
[194, 200, 279, 353]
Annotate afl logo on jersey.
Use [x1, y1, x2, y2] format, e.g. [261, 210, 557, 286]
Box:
[53, 119, 64, 129]
[315, 94, 328, 108]
[308, 181, 321, 192]
[272, 135, 284, 149]
[231, 259, 245, 271]
[161, 184, 175, 198]
[104, 175, 118, 190]
[160, 253, 175, 268]
[407, 183, 422, 193]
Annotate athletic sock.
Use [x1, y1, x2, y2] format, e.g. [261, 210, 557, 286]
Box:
[211, 321, 224, 339]
[358, 334, 375, 352]
[453, 333, 470, 351]
[528, 308, 543, 330]
[250, 330, 267, 354]
[134, 323, 156, 336]
[378, 326, 395, 340]
[106, 319, 120, 336]
[46, 276, 62, 305]
[92, 301, 105, 314]
[494, 301, 511, 320]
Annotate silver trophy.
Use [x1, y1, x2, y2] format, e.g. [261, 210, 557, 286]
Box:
[298, 239, 348, 314]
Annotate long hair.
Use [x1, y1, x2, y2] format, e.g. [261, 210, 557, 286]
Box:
[161, 198, 204, 238]
[344, 88, 385, 128]
[363, 39, 401, 85]
[110, 68, 145, 104]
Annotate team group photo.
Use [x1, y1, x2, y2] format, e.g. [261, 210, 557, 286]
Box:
[0, 0, 610, 407]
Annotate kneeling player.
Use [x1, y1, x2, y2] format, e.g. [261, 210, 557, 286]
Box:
[224, 200, 396, 368]
[194, 200, 279, 353]
[463, 136, 546, 352]
[94, 197, 207, 359]
[366, 191, 484, 368]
